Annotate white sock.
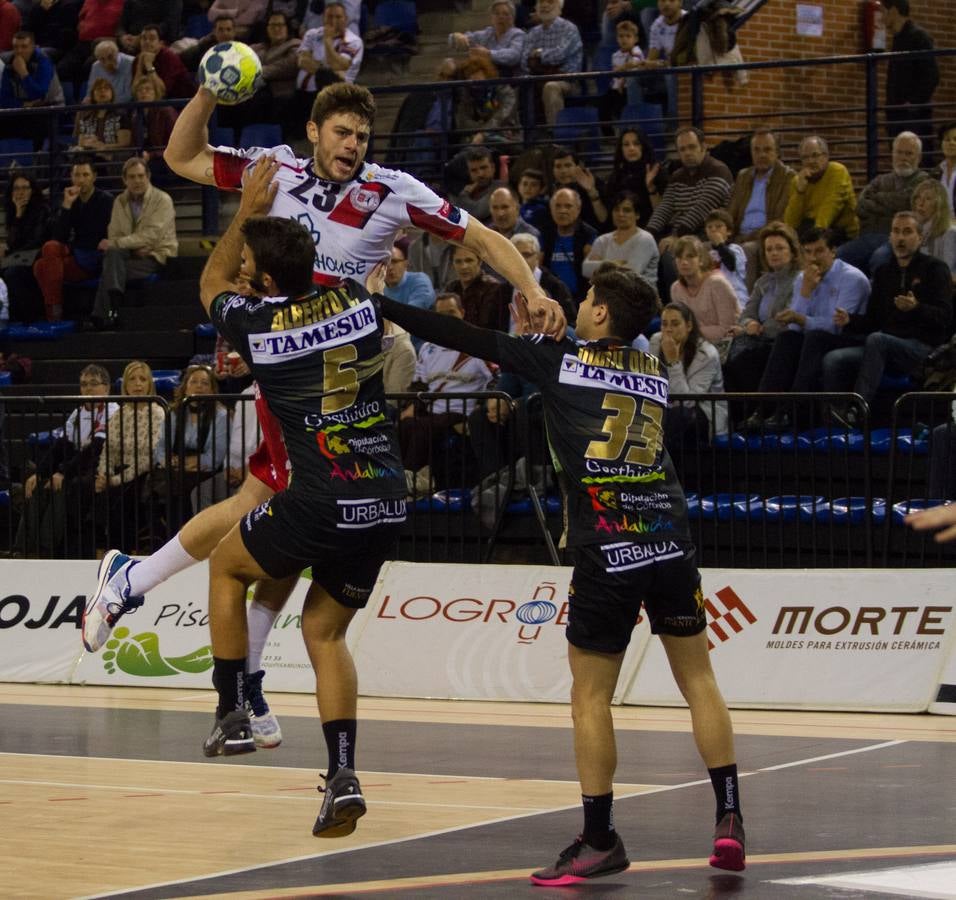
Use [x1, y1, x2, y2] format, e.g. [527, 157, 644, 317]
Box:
[246, 600, 279, 673]
[128, 533, 200, 596]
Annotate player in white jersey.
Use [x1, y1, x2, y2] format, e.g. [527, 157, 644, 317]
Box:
[83, 83, 566, 760]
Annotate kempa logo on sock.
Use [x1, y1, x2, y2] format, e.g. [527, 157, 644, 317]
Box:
[724, 777, 735, 810]
[338, 732, 348, 768]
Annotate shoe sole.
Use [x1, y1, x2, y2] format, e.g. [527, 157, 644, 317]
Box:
[529, 859, 630, 886]
[312, 797, 366, 838]
[709, 838, 745, 872]
[82, 549, 123, 653]
[253, 734, 282, 749]
[202, 735, 256, 758]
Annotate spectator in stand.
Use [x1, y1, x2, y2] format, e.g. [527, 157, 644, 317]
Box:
[582, 190, 658, 284]
[71, 76, 131, 158]
[33, 156, 112, 322]
[551, 145, 607, 231]
[449, 0, 525, 77]
[454, 54, 521, 150]
[784, 136, 859, 244]
[649, 300, 728, 450]
[727, 126, 795, 286]
[116, 0, 182, 53]
[1, 171, 50, 323]
[24, 0, 80, 65]
[489, 185, 540, 242]
[912, 179, 956, 282]
[520, 0, 583, 126]
[451, 146, 506, 225]
[669, 235, 737, 349]
[936, 122, 956, 217]
[704, 209, 747, 309]
[541, 187, 597, 302]
[597, 13, 644, 128]
[151, 363, 229, 533]
[837, 131, 928, 275]
[445, 244, 512, 331]
[517, 166, 549, 232]
[398, 292, 494, 493]
[301, 0, 361, 36]
[827, 212, 953, 428]
[132, 23, 196, 99]
[57, 0, 124, 94]
[90, 155, 177, 329]
[604, 126, 665, 229]
[177, 14, 237, 73]
[206, 0, 267, 41]
[231, 11, 300, 138]
[12, 364, 117, 558]
[882, 0, 938, 148]
[724, 221, 802, 396]
[85, 37, 134, 103]
[0, 30, 57, 148]
[383, 236, 435, 312]
[511, 231, 575, 323]
[0, 0, 21, 53]
[644, 0, 685, 121]
[93, 360, 164, 554]
[131, 74, 178, 183]
[647, 125, 732, 297]
[265, 0, 307, 34]
[744, 227, 870, 432]
[382, 318, 416, 398]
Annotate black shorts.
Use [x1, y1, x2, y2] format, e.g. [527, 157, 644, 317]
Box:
[567, 541, 705, 654]
[240, 490, 407, 609]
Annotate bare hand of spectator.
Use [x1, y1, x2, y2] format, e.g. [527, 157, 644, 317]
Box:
[906, 503, 956, 542]
[11, 55, 27, 78]
[573, 165, 596, 194]
[365, 260, 387, 295]
[470, 132, 485, 144]
[659, 235, 677, 254]
[486, 397, 511, 425]
[139, 50, 156, 69]
[183, 456, 200, 473]
[450, 32, 469, 51]
[645, 162, 660, 190]
[727, 324, 744, 337]
[469, 45, 491, 61]
[894, 291, 918, 312]
[802, 262, 822, 294]
[744, 320, 762, 336]
[62, 185, 81, 208]
[833, 306, 849, 328]
[50, 472, 65, 492]
[795, 169, 811, 191]
[400, 404, 416, 420]
[133, 248, 151, 258]
[240, 155, 280, 217]
[660, 332, 680, 364]
[775, 308, 804, 326]
[98, 238, 111, 251]
[24, 473, 38, 500]
[95, 474, 107, 493]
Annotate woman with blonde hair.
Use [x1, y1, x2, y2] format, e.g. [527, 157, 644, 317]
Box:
[94, 361, 164, 553]
[669, 235, 739, 351]
[912, 179, 956, 280]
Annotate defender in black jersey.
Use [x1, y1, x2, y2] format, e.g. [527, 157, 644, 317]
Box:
[376, 267, 746, 882]
[197, 161, 397, 837]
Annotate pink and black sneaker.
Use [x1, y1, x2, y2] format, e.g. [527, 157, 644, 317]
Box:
[710, 812, 746, 871]
[530, 835, 630, 886]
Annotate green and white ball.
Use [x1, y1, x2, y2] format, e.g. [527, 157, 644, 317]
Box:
[199, 41, 262, 105]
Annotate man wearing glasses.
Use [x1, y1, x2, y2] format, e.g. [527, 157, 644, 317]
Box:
[784, 135, 860, 245]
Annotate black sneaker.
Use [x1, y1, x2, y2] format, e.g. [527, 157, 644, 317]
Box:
[709, 812, 746, 871]
[312, 767, 366, 838]
[202, 709, 256, 758]
[530, 835, 630, 886]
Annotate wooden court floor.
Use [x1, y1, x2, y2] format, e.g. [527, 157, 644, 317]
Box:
[3, 683, 956, 900]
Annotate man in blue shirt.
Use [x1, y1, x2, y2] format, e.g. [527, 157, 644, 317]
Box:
[540, 188, 596, 303]
[0, 30, 55, 148]
[382, 237, 435, 312]
[745, 227, 870, 431]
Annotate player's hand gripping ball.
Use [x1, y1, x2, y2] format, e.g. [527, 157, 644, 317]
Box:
[199, 41, 263, 105]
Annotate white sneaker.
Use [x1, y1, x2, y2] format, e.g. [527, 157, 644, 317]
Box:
[245, 669, 282, 748]
[82, 550, 144, 652]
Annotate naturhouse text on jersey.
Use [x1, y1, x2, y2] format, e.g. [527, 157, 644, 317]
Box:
[560, 346, 669, 485]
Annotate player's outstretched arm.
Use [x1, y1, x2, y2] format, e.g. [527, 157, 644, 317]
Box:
[199, 157, 280, 312]
[461, 218, 567, 340]
[905, 504, 956, 543]
[164, 88, 219, 185]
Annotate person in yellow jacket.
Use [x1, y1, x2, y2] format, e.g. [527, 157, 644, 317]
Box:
[784, 136, 859, 243]
[90, 155, 178, 329]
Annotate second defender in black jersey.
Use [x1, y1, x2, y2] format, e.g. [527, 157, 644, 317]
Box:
[197, 159, 399, 839]
[375, 266, 746, 885]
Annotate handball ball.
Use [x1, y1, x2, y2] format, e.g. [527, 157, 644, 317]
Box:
[199, 41, 262, 105]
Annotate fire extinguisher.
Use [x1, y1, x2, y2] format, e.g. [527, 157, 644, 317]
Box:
[862, 0, 886, 51]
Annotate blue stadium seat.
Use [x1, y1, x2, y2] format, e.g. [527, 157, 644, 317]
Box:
[0, 490, 8, 508]
[0, 138, 34, 168]
[195, 322, 217, 339]
[699, 493, 759, 521]
[891, 498, 946, 525]
[373, 0, 417, 33]
[591, 44, 615, 95]
[239, 123, 283, 149]
[414, 488, 470, 512]
[0, 371, 11, 386]
[5, 321, 76, 340]
[620, 102, 666, 154]
[209, 126, 235, 148]
[554, 107, 602, 156]
[185, 13, 213, 39]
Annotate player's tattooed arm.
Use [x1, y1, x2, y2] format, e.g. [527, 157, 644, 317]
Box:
[199, 156, 280, 312]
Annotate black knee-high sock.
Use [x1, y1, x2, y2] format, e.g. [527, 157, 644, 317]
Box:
[212, 656, 246, 719]
[582, 793, 616, 850]
[708, 764, 742, 823]
[322, 719, 357, 778]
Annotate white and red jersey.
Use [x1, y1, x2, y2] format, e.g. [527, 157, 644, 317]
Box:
[212, 144, 470, 286]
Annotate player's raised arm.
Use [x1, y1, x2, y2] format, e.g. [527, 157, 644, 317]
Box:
[460, 217, 567, 340]
[199, 157, 280, 311]
[164, 88, 219, 185]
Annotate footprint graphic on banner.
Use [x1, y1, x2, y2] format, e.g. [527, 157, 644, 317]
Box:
[102, 627, 214, 676]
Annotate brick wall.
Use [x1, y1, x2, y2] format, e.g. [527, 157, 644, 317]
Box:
[678, 0, 955, 179]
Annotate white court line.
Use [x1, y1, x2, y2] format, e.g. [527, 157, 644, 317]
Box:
[74, 738, 910, 900]
[773, 860, 956, 898]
